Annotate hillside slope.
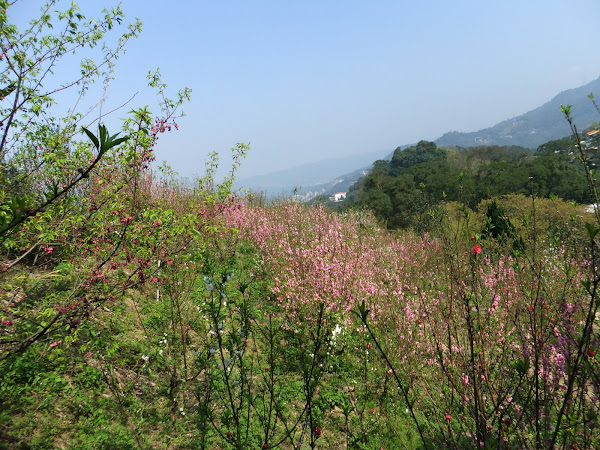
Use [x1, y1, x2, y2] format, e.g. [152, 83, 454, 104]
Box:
[435, 77, 600, 148]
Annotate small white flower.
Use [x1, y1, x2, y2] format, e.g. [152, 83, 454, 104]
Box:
[332, 324, 342, 339]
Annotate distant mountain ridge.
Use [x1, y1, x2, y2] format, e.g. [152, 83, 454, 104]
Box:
[236, 151, 387, 197]
[238, 76, 600, 198]
[435, 77, 600, 148]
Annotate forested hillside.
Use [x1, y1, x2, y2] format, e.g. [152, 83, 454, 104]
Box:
[349, 136, 594, 229]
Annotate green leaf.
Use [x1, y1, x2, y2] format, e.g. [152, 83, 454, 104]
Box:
[512, 359, 530, 376]
[99, 124, 107, 146]
[0, 82, 16, 100]
[107, 136, 129, 149]
[82, 126, 99, 149]
[350, 300, 370, 323]
[582, 280, 593, 296]
[585, 222, 599, 241]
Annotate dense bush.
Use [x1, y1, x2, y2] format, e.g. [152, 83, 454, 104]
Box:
[354, 141, 592, 229]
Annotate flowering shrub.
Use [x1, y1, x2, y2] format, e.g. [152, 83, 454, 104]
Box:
[225, 199, 599, 448]
[224, 202, 435, 324]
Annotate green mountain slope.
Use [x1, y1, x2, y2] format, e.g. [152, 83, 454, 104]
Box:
[435, 77, 600, 148]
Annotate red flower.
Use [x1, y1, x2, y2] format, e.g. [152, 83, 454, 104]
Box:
[472, 245, 482, 254]
[315, 427, 321, 437]
[588, 349, 595, 358]
[445, 413, 452, 420]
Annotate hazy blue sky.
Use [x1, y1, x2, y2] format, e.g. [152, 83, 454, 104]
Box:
[9, 1, 600, 180]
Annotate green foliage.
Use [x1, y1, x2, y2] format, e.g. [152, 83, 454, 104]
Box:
[354, 138, 592, 229]
[482, 201, 516, 240]
[82, 124, 130, 155]
[535, 135, 577, 155]
[390, 140, 447, 174]
[481, 200, 525, 253]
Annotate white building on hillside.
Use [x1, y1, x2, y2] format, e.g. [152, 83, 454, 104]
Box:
[329, 192, 347, 202]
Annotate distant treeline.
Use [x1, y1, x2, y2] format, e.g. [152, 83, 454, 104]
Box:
[347, 137, 595, 229]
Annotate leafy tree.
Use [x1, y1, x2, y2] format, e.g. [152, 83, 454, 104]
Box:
[0, 1, 190, 359]
[390, 140, 447, 174]
[385, 174, 424, 228]
[0, 0, 141, 237]
[359, 188, 392, 223]
[535, 136, 576, 155]
[371, 159, 390, 173]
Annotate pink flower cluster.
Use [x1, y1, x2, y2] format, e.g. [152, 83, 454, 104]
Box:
[223, 200, 598, 444]
[224, 202, 435, 328]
